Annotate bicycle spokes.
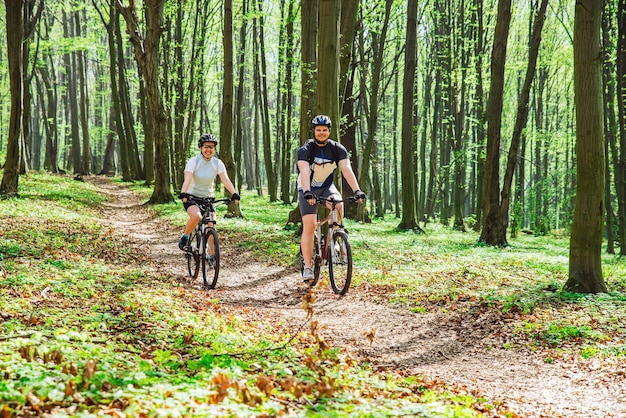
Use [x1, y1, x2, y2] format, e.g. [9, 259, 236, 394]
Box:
[202, 228, 220, 289]
[328, 231, 352, 295]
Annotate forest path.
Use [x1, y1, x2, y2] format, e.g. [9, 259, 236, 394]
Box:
[89, 176, 624, 418]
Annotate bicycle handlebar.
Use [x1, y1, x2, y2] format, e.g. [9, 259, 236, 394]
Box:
[315, 195, 359, 205]
[188, 196, 233, 206]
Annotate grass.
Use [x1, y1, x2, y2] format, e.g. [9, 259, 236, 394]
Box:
[0, 172, 494, 417]
[138, 178, 626, 361]
[1, 171, 625, 416]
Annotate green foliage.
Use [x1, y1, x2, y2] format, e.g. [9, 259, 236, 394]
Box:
[128, 179, 626, 364]
[0, 173, 488, 416]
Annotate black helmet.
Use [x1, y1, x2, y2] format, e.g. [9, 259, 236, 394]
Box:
[198, 133, 217, 148]
[311, 115, 332, 129]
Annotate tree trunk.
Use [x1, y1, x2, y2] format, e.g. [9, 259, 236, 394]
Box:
[111, 10, 132, 181]
[359, 0, 393, 220]
[117, 0, 173, 204]
[299, 0, 317, 147]
[37, 62, 59, 174]
[64, 10, 82, 175]
[479, 0, 511, 246]
[234, 0, 248, 191]
[533, 69, 547, 234]
[75, 10, 90, 175]
[500, 0, 548, 238]
[615, 0, 626, 255]
[398, 0, 419, 230]
[280, 0, 296, 204]
[0, 0, 24, 197]
[603, 0, 618, 254]
[317, 0, 340, 128]
[20, 0, 42, 174]
[221, 0, 242, 217]
[339, 0, 358, 218]
[565, 0, 607, 294]
[101, 103, 117, 176]
[452, 1, 469, 232]
[472, 0, 485, 231]
[255, 0, 277, 202]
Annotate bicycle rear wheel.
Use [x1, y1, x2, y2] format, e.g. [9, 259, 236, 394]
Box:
[186, 230, 200, 278]
[201, 228, 220, 289]
[328, 230, 352, 295]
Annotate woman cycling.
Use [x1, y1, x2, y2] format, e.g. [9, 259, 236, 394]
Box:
[177, 134, 240, 250]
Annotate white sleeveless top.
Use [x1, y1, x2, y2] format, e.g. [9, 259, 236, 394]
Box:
[184, 155, 226, 198]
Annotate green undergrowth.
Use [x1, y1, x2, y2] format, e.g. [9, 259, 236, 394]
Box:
[0, 172, 493, 416]
[141, 178, 626, 362]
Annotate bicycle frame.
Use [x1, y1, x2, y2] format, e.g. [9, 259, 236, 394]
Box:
[190, 196, 230, 229]
[184, 196, 231, 289]
[309, 195, 356, 294]
[315, 197, 346, 263]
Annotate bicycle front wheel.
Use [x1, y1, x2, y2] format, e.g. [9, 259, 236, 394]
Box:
[201, 228, 220, 289]
[186, 230, 201, 278]
[328, 230, 352, 295]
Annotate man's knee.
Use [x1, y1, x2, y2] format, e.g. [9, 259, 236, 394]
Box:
[301, 215, 316, 231]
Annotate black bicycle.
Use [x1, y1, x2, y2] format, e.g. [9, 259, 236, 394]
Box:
[184, 196, 231, 289]
[300, 195, 357, 295]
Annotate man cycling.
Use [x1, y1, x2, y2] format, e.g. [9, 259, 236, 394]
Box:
[297, 115, 365, 283]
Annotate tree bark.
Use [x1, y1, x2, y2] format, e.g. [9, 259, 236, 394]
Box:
[603, 0, 618, 254]
[300, 0, 317, 147]
[479, 0, 511, 246]
[339, 0, 359, 218]
[0, 0, 24, 197]
[565, 0, 607, 293]
[117, 0, 173, 204]
[221, 0, 242, 217]
[358, 0, 392, 220]
[37, 60, 59, 174]
[472, 0, 485, 231]
[234, 0, 248, 191]
[398, 0, 419, 230]
[255, 0, 277, 202]
[75, 10, 91, 175]
[615, 0, 626, 255]
[317, 0, 340, 127]
[501, 0, 548, 238]
[280, 0, 296, 204]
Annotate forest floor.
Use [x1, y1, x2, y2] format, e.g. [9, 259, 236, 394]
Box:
[89, 176, 625, 418]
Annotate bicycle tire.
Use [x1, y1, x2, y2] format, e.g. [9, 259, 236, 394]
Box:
[312, 234, 321, 285]
[328, 230, 352, 295]
[186, 230, 201, 278]
[202, 228, 220, 289]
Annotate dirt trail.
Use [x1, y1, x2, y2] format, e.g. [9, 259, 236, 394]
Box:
[90, 176, 625, 418]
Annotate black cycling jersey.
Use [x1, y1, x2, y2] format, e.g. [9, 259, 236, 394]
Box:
[297, 139, 348, 189]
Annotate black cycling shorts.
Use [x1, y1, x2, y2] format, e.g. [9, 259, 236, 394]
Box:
[298, 185, 341, 216]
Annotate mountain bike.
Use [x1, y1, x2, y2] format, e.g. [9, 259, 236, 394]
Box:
[300, 195, 357, 295]
[184, 196, 231, 289]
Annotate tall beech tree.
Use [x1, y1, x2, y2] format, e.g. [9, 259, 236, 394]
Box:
[317, 0, 340, 131]
[479, 0, 511, 246]
[221, 0, 242, 217]
[0, 0, 24, 197]
[565, 0, 608, 293]
[116, 0, 173, 203]
[398, 0, 419, 230]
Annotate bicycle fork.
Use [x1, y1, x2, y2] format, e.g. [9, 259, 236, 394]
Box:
[201, 208, 217, 264]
